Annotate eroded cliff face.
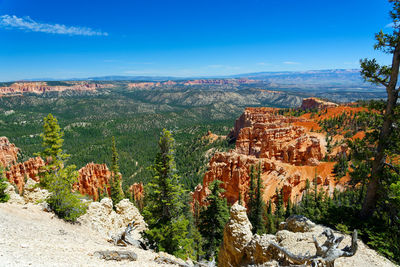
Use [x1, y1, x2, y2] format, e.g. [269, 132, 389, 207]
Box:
[0, 82, 112, 96]
[5, 157, 45, 193]
[300, 97, 338, 110]
[75, 163, 112, 201]
[0, 138, 116, 200]
[128, 182, 144, 203]
[0, 137, 19, 167]
[193, 106, 349, 208]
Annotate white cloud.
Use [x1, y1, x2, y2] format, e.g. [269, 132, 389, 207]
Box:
[0, 15, 108, 36]
[283, 61, 300, 65]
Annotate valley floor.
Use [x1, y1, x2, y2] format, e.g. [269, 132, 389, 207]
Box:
[0, 203, 177, 267]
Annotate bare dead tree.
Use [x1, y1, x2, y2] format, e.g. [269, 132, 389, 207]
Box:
[270, 229, 358, 267]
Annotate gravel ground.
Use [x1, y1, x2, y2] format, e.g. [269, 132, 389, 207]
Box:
[0, 203, 178, 267]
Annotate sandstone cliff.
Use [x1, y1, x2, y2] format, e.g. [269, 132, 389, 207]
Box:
[194, 106, 344, 208]
[76, 163, 112, 201]
[0, 136, 19, 167]
[301, 97, 338, 110]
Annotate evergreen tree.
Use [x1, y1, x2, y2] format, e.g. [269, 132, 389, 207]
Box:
[36, 114, 86, 221]
[35, 113, 69, 188]
[46, 164, 87, 222]
[198, 179, 229, 260]
[247, 165, 256, 221]
[143, 129, 192, 259]
[359, 0, 400, 218]
[109, 136, 124, 205]
[0, 167, 9, 203]
[251, 162, 266, 234]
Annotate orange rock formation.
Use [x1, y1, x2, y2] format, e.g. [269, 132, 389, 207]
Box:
[75, 163, 112, 201]
[300, 97, 338, 110]
[5, 157, 45, 193]
[128, 182, 144, 203]
[193, 106, 350, 208]
[0, 137, 19, 167]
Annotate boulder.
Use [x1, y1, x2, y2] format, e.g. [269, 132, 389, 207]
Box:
[278, 215, 316, 233]
[4, 182, 24, 205]
[78, 198, 147, 241]
[218, 202, 253, 267]
[23, 178, 50, 204]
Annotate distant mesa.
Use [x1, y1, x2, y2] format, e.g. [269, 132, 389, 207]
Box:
[0, 81, 113, 96]
[184, 78, 256, 86]
[127, 80, 177, 88]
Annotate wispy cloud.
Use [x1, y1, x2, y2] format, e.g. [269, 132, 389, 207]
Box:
[283, 61, 300, 65]
[257, 62, 270, 66]
[0, 15, 108, 36]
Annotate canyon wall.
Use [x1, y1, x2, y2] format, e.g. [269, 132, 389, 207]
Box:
[0, 137, 19, 167]
[75, 163, 112, 200]
[194, 105, 349, 208]
[300, 97, 338, 110]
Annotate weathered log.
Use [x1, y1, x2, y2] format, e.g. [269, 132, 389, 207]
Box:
[94, 250, 137, 261]
[110, 220, 147, 249]
[270, 228, 358, 267]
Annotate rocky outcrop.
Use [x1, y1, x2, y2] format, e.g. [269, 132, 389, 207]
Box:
[75, 163, 111, 200]
[194, 107, 347, 208]
[5, 157, 45, 193]
[0, 136, 19, 167]
[301, 97, 338, 110]
[0, 82, 112, 96]
[218, 203, 253, 267]
[218, 204, 395, 267]
[23, 178, 50, 204]
[78, 198, 147, 241]
[128, 182, 144, 203]
[278, 215, 315, 233]
[4, 182, 24, 205]
[4, 178, 49, 205]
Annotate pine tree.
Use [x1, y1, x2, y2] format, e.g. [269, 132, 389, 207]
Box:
[0, 167, 9, 203]
[142, 129, 192, 259]
[35, 113, 69, 188]
[109, 136, 124, 205]
[359, 0, 400, 218]
[199, 179, 229, 260]
[247, 165, 256, 223]
[251, 162, 266, 234]
[36, 114, 86, 221]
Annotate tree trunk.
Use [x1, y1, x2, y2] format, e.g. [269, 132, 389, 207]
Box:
[361, 44, 400, 218]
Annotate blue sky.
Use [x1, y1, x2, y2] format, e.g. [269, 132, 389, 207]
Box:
[0, 0, 394, 81]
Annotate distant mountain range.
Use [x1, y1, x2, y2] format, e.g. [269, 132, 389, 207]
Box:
[13, 69, 376, 88]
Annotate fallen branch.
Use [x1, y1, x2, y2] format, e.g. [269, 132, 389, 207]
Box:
[270, 228, 358, 267]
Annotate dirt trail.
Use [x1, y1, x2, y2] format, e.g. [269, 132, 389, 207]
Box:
[0, 203, 177, 267]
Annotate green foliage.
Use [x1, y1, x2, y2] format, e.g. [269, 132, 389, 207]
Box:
[198, 179, 229, 260]
[248, 163, 266, 234]
[46, 164, 87, 222]
[36, 114, 86, 222]
[36, 113, 69, 188]
[333, 153, 348, 178]
[36, 113, 68, 161]
[142, 129, 193, 259]
[0, 167, 9, 203]
[109, 136, 124, 205]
